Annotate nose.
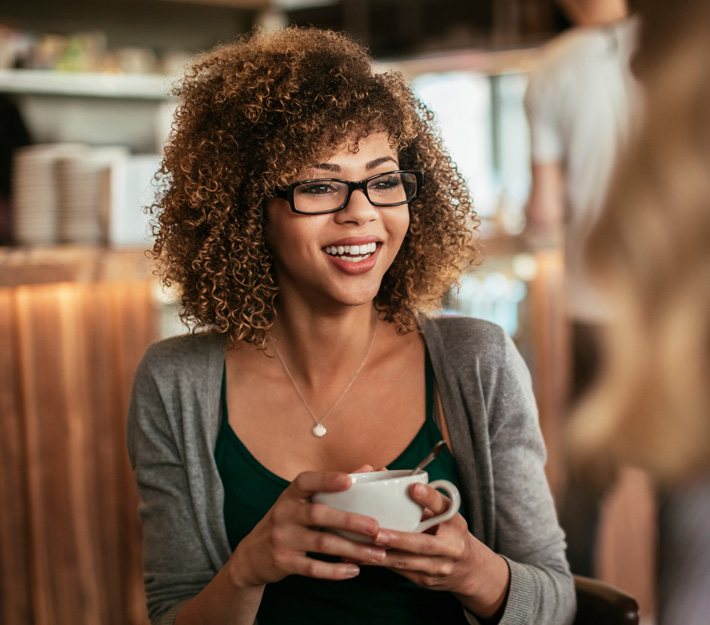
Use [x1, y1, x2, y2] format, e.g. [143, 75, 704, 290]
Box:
[334, 188, 378, 224]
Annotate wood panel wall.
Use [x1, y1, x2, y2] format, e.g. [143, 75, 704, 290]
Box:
[0, 280, 155, 625]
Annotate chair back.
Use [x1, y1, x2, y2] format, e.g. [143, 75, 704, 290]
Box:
[573, 575, 640, 625]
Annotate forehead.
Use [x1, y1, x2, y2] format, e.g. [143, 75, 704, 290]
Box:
[311, 131, 397, 167]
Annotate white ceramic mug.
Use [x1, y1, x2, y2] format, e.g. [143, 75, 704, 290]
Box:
[312, 469, 461, 543]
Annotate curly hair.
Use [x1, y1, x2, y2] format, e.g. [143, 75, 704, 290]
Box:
[568, 0, 710, 485]
[151, 26, 480, 348]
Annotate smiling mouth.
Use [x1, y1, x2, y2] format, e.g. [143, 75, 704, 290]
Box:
[324, 242, 378, 263]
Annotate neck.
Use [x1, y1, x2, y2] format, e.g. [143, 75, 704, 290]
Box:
[269, 303, 378, 386]
[565, 0, 628, 27]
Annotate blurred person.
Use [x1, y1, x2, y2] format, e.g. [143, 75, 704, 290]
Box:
[0, 94, 31, 244]
[568, 0, 710, 623]
[523, 0, 641, 577]
[127, 27, 575, 625]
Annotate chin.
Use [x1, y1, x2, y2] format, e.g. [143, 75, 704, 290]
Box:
[332, 284, 383, 309]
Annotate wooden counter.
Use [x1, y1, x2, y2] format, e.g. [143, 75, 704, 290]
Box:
[0, 246, 155, 625]
[0, 245, 154, 287]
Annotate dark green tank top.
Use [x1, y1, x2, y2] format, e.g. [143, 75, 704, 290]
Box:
[214, 353, 468, 625]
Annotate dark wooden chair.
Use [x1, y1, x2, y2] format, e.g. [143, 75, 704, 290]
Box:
[573, 575, 640, 625]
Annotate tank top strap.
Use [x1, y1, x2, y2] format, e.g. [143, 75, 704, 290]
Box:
[424, 347, 435, 424]
[220, 360, 228, 430]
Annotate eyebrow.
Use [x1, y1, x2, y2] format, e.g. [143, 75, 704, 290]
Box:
[313, 156, 398, 173]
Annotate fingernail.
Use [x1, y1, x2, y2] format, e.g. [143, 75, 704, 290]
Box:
[413, 483, 426, 496]
[374, 531, 390, 546]
[370, 548, 386, 562]
[363, 519, 378, 535]
[345, 565, 360, 577]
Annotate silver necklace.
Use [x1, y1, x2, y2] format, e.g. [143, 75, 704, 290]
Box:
[269, 319, 378, 438]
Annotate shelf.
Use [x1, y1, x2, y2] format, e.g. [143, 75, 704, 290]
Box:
[381, 46, 541, 79]
[0, 69, 173, 100]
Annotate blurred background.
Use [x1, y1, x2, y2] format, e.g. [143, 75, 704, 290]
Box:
[0, 1, 656, 624]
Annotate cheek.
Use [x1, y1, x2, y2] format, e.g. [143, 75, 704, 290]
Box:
[392, 210, 411, 249]
[265, 200, 330, 261]
[264, 199, 282, 251]
[264, 199, 303, 258]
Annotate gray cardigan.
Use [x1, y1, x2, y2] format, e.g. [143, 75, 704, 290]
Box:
[127, 316, 576, 625]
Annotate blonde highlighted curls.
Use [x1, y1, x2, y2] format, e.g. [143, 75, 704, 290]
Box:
[151, 27, 481, 348]
[568, 0, 710, 485]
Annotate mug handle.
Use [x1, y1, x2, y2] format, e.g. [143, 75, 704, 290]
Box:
[414, 479, 461, 533]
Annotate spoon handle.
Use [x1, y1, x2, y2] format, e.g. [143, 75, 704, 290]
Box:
[411, 440, 447, 474]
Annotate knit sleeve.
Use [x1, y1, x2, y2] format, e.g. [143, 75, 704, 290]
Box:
[485, 329, 575, 625]
[126, 348, 218, 624]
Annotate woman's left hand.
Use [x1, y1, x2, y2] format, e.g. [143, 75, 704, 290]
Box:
[369, 482, 510, 619]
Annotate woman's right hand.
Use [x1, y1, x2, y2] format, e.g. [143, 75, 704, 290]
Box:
[227, 470, 387, 588]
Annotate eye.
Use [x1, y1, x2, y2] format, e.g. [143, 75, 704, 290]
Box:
[296, 181, 340, 196]
[369, 174, 402, 191]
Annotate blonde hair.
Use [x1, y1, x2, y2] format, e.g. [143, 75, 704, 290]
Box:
[567, 0, 710, 486]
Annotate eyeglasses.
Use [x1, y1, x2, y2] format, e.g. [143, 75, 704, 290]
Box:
[274, 170, 423, 215]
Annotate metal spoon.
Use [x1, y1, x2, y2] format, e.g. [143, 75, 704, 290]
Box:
[410, 440, 447, 475]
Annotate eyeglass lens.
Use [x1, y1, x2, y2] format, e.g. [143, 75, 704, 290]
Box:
[292, 172, 418, 213]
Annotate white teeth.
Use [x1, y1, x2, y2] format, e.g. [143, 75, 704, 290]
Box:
[324, 242, 377, 259]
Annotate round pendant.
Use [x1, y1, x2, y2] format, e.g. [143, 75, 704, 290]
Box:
[312, 424, 327, 437]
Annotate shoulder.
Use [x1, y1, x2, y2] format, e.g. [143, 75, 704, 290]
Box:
[544, 26, 609, 63]
[422, 316, 538, 443]
[529, 26, 611, 88]
[128, 332, 226, 448]
[138, 332, 227, 380]
[424, 314, 506, 344]
[422, 315, 514, 370]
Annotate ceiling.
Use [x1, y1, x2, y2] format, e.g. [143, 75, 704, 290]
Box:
[1, 0, 569, 61]
[170, 0, 568, 59]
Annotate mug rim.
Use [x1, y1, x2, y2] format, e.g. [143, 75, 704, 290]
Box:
[348, 469, 425, 485]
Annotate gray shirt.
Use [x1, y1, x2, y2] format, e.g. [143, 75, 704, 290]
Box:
[127, 316, 575, 625]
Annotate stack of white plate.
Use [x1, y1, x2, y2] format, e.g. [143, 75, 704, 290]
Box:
[11, 143, 87, 246]
[107, 153, 161, 248]
[56, 146, 130, 244]
[12, 144, 159, 247]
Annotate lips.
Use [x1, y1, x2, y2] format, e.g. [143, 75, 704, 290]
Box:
[324, 242, 377, 262]
[322, 240, 381, 275]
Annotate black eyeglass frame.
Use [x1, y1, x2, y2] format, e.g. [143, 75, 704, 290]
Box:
[273, 169, 424, 215]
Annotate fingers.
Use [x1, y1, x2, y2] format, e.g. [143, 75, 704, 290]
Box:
[268, 535, 363, 580]
[351, 464, 388, 473]
[367, 523, 469, 589]
[268, 506, 386, 576]
[286, 499, 379, 538]
[290, 470, 352, 499]
[370, 513, 468, 561]
[243, 499, 384, 583]
[373, 527, 449, 555]
[409, 482, 451, 516]
[301, 527, 387, 565]
[276, 473, 387, 564]
[299, 560, 362, 580]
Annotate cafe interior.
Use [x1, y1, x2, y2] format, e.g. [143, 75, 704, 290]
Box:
[3, 0, 706, 623]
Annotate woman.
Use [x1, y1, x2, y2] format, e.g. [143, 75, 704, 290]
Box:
[127, 27, 574, 625]
[568, 0, 710, 623]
